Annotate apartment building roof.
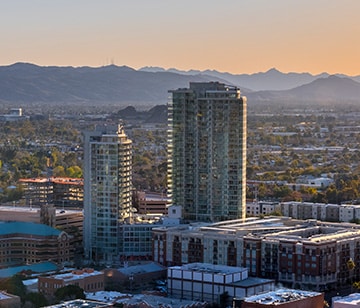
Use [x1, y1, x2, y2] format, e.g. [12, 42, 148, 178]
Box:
[171, 262, 247, 275]
[243, 288, 322, 305]
[44, 299, 109, 308]
[261, 225, 360, 245]
[46, 269, 103, 282]
[333, 293, 360, 305]
[233, 277, 274, 288]
[19, 177, 83, 186]
[86, 291, 206, 308]
[0, 205, 82, 215]
[118, 262, 165, 276]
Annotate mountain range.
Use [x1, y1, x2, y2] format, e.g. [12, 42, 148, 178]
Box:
[0, 62, 359, 108]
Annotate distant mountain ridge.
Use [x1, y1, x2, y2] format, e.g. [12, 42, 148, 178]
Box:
[0, 62, 359, 108]
[0, 62, 228, 105]
[246, 75, 360, 105]
[140, 66, 359, 91]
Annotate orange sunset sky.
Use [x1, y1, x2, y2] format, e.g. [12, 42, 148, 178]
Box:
[1, 0, 359, 75]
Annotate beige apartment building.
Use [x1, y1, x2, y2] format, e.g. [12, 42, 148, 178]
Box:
[153, 217, 360, 291]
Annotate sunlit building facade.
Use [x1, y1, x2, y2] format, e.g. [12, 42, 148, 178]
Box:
[19, 177, 83, 208]
[83, 125, 132, 263]
[168, 82, 247, 222]
[153, 217, 360, 291]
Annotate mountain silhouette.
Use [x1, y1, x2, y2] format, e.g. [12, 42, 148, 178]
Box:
[139, 66, 338, 91]
[247, 75, 360, 105]
[0, 63, 359, 108]
[0, 63, 227, 106]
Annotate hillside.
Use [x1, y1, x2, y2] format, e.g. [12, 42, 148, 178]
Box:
[140, 66, 357, 91]
[0, 63, 360, 108]
[0, 63, 227, 106]
[247, 75, 360, 105]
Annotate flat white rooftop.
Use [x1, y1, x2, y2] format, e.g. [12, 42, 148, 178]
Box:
[0, 205, 82, 215]
[48, 270, 103, 282]
[244, 288, 322, 305]
[333, 293, 360, 305]
[0, 291, 11, 300]
[171, 262, 247, 275]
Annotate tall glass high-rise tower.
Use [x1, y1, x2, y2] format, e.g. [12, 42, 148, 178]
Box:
[167, 82, 247, 222]
[83, 124, 132, 263]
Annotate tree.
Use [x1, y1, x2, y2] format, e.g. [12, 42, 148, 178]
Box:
[53, 166, 66, 177]
[54, 284, 85, 302]
[0, 275, 27, 299]
[66, 166, 82, 178]
[23, 292, 48, 308]
[273, 185, 292, 199]
[325, 185, 338, 204]
[282, 191, 302, 202]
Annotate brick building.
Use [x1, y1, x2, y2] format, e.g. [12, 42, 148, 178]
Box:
[153, 217, 360, 291]
[134, 191, 169, 215]
[238, 288, 324, 308]
[38, 268, 104, 296]
[0, 221, 73, 267]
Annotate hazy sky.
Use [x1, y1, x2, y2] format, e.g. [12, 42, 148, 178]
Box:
[2, 0, 359, 75]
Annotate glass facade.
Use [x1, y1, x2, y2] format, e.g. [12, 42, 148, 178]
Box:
[168, 82, 247, 222]
[84, 125, 132, 263]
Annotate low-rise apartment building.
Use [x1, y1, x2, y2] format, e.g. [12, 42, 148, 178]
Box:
[153, 217, 360, 291]
[280, 201, 360, 222]
[246, 201, 278, 216]
[19, 177, 83, 208]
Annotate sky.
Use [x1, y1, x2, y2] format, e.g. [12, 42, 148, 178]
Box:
[1, 0, 360, 75]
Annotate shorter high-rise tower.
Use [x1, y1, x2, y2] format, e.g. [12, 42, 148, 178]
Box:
[83, 124, 132, 263]
[168, 82, 247, 222]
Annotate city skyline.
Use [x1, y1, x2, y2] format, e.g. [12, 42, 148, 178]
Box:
[2, 0, 360, 76]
